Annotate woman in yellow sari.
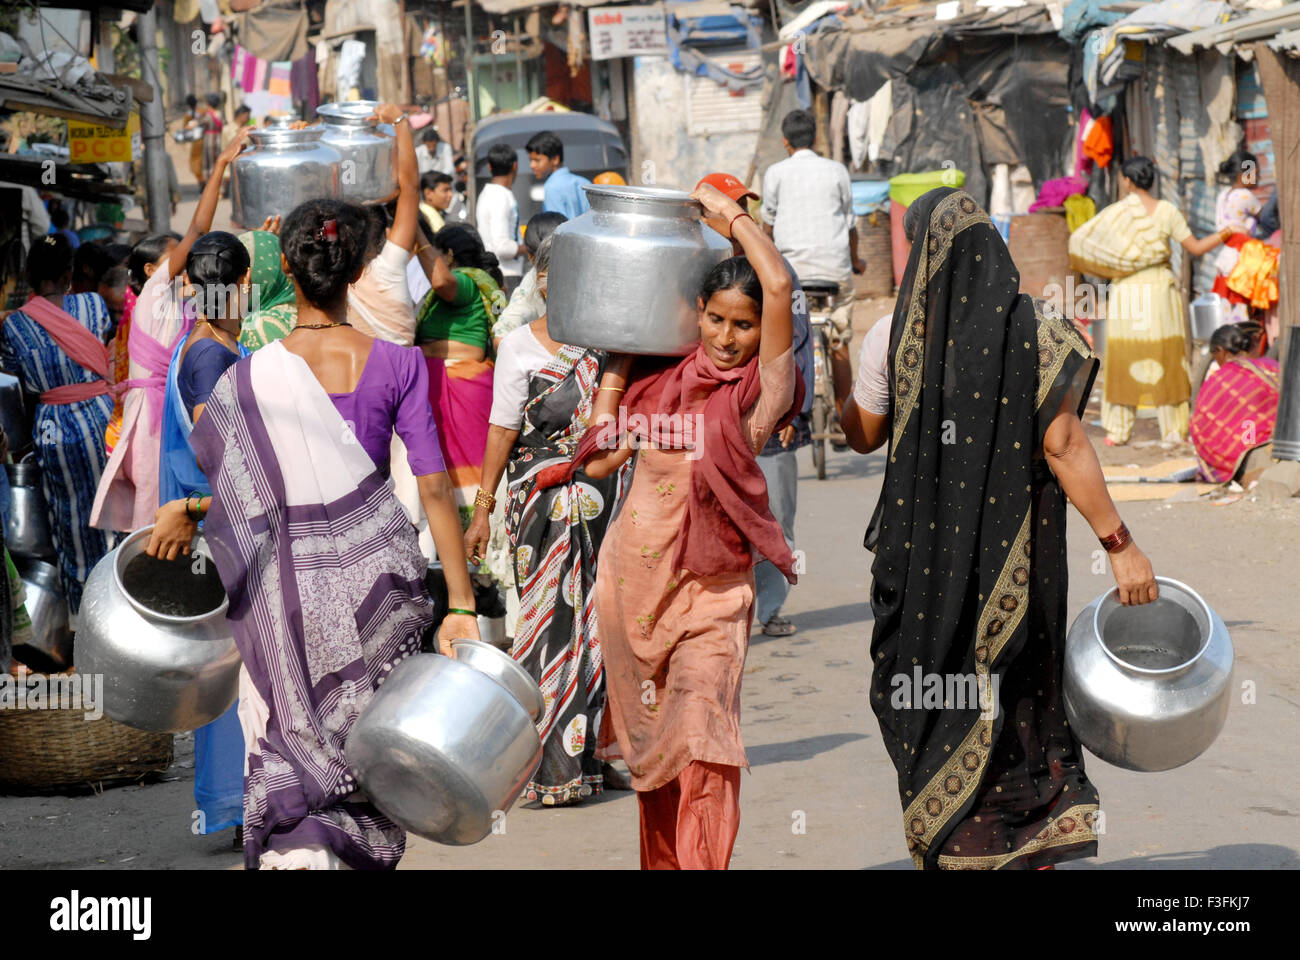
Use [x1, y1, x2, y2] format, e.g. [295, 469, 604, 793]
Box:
[1069, 157, 1230, 445]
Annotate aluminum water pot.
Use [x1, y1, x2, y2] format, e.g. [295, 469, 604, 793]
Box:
[346, 643, 543, 846]
[317, 100, 396, 203]
[547, 184, 733, 355]
[14, 556, 72, 669]
[1063, 577, 1232, 772]
[231, 124, 342, 230]
[5, 456, 56, 561]
[76, 526, 241, 733]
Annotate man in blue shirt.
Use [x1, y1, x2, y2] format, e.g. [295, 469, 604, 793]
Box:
[526, 131, 592, 219]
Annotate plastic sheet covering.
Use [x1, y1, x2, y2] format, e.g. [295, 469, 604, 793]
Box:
[806, 18, 1070, 208]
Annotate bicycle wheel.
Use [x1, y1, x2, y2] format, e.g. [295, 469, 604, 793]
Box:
[811, 398, 828, 480]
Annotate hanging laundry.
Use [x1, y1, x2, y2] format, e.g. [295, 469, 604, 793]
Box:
[1029, 175, 1089, 212]
[1226, 239, 1280, 310]
[1082, 114, 1113, 168]
[1064, 193, 1097, 232]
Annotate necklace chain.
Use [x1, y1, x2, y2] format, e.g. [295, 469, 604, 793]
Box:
[199, 318, 238, 346]
[295, 321, 351, 330]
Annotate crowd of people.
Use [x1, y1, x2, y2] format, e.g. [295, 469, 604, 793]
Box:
[0, 100, 1278, 871]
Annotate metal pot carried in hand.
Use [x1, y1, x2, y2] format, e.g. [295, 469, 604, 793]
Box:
[76, 526, 241, 733]
[231, 125, 342, 230]
[346, 640, 543, 846]
[547, 184, 732, 356]
[5, 456, 56, 561]
[316, 100, 396, 204]
[1063, 577, 1233, 772]
[14, 556, 72, 669]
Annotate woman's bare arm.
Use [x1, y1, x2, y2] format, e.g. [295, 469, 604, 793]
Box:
[167, 128, 250, 277]
[690, 183, 792, 362]
[1042, 399, 1158, 605]
[464, 424, 518, 561]
[584, 354, 636, 479]
[841, 396, 889, 454]
[1181, 228, 1228, 259]
[374, 104, 419, 251]
[417, 471, 480, 651]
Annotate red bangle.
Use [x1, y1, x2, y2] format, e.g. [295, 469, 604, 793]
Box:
[1099, 522, 1131, 553]
[729, 211, 753, 235]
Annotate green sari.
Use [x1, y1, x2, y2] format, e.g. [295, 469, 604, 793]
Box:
[237, 231, 298, 350]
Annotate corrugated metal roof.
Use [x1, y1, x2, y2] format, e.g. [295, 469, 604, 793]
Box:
[1167, 2, 1300, 55]
[1266, 25, 1300, 53]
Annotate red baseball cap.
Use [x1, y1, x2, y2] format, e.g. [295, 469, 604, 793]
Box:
[696, 172, 759, 203]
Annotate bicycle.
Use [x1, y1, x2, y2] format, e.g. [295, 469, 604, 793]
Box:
[803, 282, 842, 480]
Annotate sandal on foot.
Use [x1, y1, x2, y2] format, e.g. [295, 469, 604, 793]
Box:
[762, 616, 797, 637]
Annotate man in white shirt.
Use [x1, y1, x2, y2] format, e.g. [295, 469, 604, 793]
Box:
[415, 127, 456, 177]
[476, 142, 528, 294]
[762, 108, 864, 422]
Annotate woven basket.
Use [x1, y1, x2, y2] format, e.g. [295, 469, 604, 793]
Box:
[855, 211, 894, 299]
[0, 674, 173, 791]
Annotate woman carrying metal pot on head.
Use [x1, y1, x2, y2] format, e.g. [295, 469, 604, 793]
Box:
[840, 187, 1159, 870]
[538, 182, 804, 869]
[146, 199, 479, 870]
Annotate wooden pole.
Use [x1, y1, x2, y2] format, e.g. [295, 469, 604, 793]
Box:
[137, 5, 172, 233]
[1253, 42, 1299, 371]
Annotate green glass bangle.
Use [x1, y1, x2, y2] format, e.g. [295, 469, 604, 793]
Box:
[446, 608, 477, 617]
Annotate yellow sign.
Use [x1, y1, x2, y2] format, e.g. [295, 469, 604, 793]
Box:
[68, 113, 141, 164]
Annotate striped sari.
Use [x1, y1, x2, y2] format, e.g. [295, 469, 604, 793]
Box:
[1190, 356, 1279, 483]
[191, 344, 435, 869]
[505, 344, 628, 804]
[0, 293, 113, 615]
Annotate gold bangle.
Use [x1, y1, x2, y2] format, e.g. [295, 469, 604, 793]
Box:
[473, 489, 496, 512]
[597, 385, 626, 394]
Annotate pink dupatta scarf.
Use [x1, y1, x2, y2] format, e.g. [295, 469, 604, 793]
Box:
[90, 260, 191, 533]
[20, 295, 113, 405]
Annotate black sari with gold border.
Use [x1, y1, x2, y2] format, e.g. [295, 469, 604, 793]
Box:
[866, 189, 1102, 870]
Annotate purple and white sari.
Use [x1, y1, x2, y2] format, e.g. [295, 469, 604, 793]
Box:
[191, 342, 435, 870]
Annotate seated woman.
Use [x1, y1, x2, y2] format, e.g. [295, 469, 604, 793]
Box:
[1191, 322, 1279, 483]
[464, 237, 630, 805]
[544, 183, 803, 869]
[147, 199, 480, 870]
[415, 224, 507, 527]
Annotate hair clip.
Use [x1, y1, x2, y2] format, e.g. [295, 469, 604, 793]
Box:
[43, 235, 57, 245]
[317, 219, 338, 243]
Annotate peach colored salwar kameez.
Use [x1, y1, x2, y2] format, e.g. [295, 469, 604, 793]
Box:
[594, 348, 795, 870]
